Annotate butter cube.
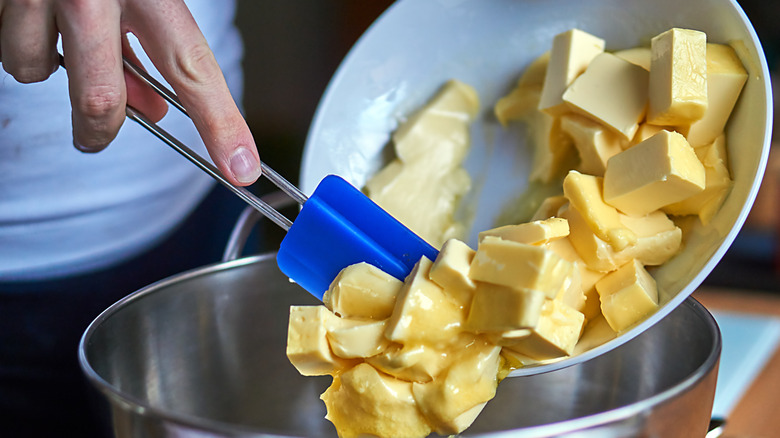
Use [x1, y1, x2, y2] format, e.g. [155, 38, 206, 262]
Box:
[530, 195, 569, 221]
[539, 29, 605, 116]
[563, 52, 649, 140]
[545, 237, 605, 320]
[663, 134, 732, 224]
[561, 114, 625, 176]
[562, 170, 636, 251]
[466, 283, 546, 333]
[685, 43, 748, 147]
[286, 306, 356, 376]
[603, 130, 706, 216]
[327, 319, 389, 359]
[367, 342, 449, 383]
[648, 28, 708, 126]
[470, 237, 574, 298]
[478, 217, 569, 245]
[503, 300, 586, 360]
[596, 259, 659, 332]
[412, 338, 501, 435]
[324, 262, 402, 320]
[429, 239, 477, 307]
[495, 52, 550, 125]
[631, 123, 668, 146]
[614, 47, 651, 71]
[528, 111, 578, 183]
[385, 257, 466, 345]
[321, 363, 432, 438]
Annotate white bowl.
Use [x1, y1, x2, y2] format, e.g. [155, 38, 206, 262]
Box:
[301, 0, 772, 375]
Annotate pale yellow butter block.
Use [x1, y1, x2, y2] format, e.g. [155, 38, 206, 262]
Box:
[327, 319, 389, 359]
[321, 363, 432, 438]
[528, 111, 578, 183]
[539, 29, 606, 116]
[324, 262, 402, 320]
[545, 237, 605, 319]
[470, 236, 574, 298]
[367, 342, 449, 383]
[648, 28, 708, 125]
[562, 170, 636, 251]
[530, 195, 569, 221]
[631, 123, 668, 146]
[286, 306, 355, 376]
[412, 337, 501, 435]
[596, 259, 659, 332]
[466, 283, 546, 333]
[563, 52, 649, 140]
[478, 217, 569, 246]
[663, 134, 732, 224]
[504, 299, 586, 360]
[685, 43, 748, 147]
[385, 257, 466, 345]
[429, 239, 477, 307]
[603, 130, 706, 216]
[495, 52, 550, 125]
[561, 113, 626, 176]
[614, 47, 651, 70]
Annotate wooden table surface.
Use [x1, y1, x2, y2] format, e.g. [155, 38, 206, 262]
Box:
[693, 287, 780, 438]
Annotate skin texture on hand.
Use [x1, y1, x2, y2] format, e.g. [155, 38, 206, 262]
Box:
[0, 0, 261, 186]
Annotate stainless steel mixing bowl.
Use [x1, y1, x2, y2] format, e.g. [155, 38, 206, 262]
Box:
[79, 249, 720, 437]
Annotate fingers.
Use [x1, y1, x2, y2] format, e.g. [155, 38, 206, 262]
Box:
[0, 0, 59, 83]
[125, 0, 261, 186]
[122, 34, 168, 123]
[56, 0, 126, 152]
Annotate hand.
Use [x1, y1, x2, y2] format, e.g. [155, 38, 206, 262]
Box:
[0, 0, 261, 186]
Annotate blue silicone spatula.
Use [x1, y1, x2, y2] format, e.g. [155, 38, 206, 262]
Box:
[105, 55, 439, 300]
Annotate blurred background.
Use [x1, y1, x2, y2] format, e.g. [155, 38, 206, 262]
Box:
[232, 0, 779, 292]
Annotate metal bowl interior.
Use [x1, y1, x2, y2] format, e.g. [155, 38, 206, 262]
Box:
[79, 254, 720, 437]
[300, 0, 771, 375]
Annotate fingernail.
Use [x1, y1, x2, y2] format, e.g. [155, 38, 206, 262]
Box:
[229, 147, 262, 184]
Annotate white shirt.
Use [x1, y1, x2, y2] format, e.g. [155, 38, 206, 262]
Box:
[0, 0, 244, 281]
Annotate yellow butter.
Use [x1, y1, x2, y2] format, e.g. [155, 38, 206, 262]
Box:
[478, 217, 569, 245]
[428, 239, 477, 308]
[596, 259, 659, 332]
[367, 342, 449, 383]
[495, 52, 550, 125]
[685, 43, 748, 147]
[539, 29, 606, 116]
[563, 52, 649, 140]
[614, 47, 651, 71]
[412, 337, 501, 435]
[470, 236, 574, 298]
[603, 130, 706, 216]
[561, 113, 625, 176]
[530, 195, 569, 221]
[466, 283, 546, 333]
[631, 123, 669, 146]
[545, 237, 605, 320]
[562, 170, 636, 251]
[321, 363, 432, 438]
[503, 299, 585, 360]
[286, 306, 356, 376]
[327, 319, 389, 359]
[648, 28, 708, 125]
[385, 257, 466, 345]
[324, 262, 402, 320]
[528, 111, 578, 183]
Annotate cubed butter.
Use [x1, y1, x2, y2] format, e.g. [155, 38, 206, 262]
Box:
[429, 239, 477, 307]
[603, 130, 706, 216]
[528, 111, 578, 183]
[596, 259, 659, 332]
[685, 43, 748, 147]
[562, 170, 636, 251]
[385, 257, 466, 345]
[327, 319, 389, 359]
[503, 299, 585, 360]
[321, 363, 432, 438]
[563, 52, 649, 140]
[478, 217, 569, 245]
[614, 47, 651, 71]
[539, 29, 605, 116]
[367, 342, 449, 383]
[561, 113, 625, 176]
[631, 123, 668, 146]
[648, 28, 708, 125]
[530, 195, 568, 221]
[495, 52, 550, 125]
[324, 262, 402, 320]
[412, 338, 501, 435]
[286, 306, 356, 376]
[470, 236, 574, 298]
[466, 283, 546, 333]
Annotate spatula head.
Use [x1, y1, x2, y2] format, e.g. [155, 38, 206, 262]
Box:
[277, 175, 439, 299]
